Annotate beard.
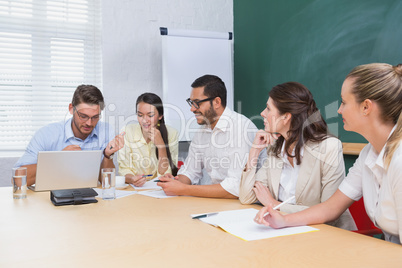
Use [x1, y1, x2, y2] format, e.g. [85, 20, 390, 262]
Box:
[198, 105, 218, 126]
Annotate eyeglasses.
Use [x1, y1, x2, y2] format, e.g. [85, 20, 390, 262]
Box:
[186, 97, 215, 109]
[74, 107, 101, 122]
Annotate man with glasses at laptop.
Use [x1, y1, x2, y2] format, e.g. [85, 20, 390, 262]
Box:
[14, 85, 124, 186]
[157, 75, 262, 198]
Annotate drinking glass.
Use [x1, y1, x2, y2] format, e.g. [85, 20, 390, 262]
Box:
[101, 168, 116, 200]
[13, 167, 27, 199]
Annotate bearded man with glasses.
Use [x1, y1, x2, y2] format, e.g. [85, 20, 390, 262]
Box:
[15, 85, 124, 186]
[158, 75, 264, 198]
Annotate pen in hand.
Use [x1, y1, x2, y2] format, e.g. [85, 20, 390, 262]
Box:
[154, 175, 178, 183]
[263, 196, 295, 217]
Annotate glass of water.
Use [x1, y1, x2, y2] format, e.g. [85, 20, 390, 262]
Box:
[101, 168, 116, 200]
[13, 167, 27, 199]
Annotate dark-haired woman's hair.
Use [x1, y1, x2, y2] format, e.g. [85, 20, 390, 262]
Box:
[136, 93, 178, 175]
[269, 82, 329, 165]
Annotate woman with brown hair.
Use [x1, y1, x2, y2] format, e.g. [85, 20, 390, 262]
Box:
[240, 81, 356, 230]
[255, 63, 402, 244]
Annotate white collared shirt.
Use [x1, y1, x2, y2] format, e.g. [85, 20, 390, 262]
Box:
[339, 125, 402, 244]
[278, 142, 304, 204]
[178, 107, 258, 196]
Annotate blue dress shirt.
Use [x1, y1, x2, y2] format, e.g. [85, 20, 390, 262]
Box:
[14, 118, 115, 167]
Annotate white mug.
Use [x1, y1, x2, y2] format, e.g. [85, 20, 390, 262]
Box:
[115, 176, 126, 187]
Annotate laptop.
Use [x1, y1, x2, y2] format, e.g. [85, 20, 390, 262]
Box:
[31, 150, 103, 191]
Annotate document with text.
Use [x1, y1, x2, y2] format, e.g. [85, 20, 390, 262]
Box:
[137, 190, 177, 199]
[130, 179, 162, 190]
[93, 188, 136, 199]
[192, 208, 319, 241]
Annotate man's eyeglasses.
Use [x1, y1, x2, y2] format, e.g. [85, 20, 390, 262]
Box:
[186, 97, 215, 109]
[74, 107, 101, 122]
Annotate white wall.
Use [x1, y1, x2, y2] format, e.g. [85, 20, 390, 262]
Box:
[101, 0, 233, 129]
[0, 0, 233, 186]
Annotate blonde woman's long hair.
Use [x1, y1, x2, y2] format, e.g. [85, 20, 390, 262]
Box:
[346, 63, 402, 168]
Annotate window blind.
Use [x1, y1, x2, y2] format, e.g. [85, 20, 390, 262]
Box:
[0, 0, 102, 155]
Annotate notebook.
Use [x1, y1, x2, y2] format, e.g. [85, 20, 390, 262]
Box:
[30, 150, 103, 191]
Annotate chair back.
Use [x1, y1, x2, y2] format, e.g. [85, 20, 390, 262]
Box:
[349, 197, 382, 236]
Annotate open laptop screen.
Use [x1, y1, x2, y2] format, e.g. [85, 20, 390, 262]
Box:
[33, 150, 103, 191]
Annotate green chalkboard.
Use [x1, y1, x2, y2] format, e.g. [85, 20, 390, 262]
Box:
[234, 0, 402, 143]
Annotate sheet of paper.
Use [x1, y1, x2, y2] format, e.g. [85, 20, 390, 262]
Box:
[93, 188, 136, 199]
[137, 190, 176, 199]
[130, 179, 162, 190]
[193, 208, 318, 241]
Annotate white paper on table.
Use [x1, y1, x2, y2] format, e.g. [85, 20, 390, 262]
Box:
[93, 188, 136, 199]
[193, 208, 319, 241]
[130, 178, 162, 190]
[137, 190, 176, 199]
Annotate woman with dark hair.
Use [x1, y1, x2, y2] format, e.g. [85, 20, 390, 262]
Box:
[118, 93, 178, 186]
[240, 82, 356, 230]
[255, 64, 402, 244]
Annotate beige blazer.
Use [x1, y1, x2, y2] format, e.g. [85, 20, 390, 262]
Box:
[239, 137, 356, 230]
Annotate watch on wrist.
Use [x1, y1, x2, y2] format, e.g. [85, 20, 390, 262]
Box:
[103, 148, 114, 160]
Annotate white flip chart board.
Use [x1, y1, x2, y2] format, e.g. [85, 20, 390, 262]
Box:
[160, 27, 233, 141]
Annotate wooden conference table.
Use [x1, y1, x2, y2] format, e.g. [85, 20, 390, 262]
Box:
[1, 187, 401, 268]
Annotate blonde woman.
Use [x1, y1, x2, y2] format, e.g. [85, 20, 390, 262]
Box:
[255, 63, 402, 244]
